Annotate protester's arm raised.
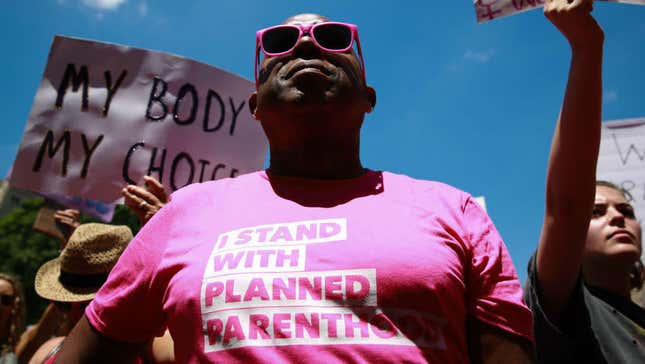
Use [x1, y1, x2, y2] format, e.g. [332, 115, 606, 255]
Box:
[52, 316, 145, 364]
[536, 0, 604, 323]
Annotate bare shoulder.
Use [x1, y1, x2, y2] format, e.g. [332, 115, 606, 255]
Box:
[28, 336, 65, 364]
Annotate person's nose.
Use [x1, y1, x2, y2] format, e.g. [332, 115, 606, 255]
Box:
[292, 32, 322, 60]
[607, 205, 626, 227]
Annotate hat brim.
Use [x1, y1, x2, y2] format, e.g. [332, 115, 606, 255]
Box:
[34, 259, 100, 302]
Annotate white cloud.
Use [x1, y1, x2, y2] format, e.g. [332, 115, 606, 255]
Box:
[81, 0, 127, 10]
[463, 49, 496, 63]
[603, 89, 618, 104]
[138, 1, 147, 16]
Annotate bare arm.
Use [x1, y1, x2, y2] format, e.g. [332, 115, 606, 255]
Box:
[536, 0, 604, 323]
[467, 317, 535, 364]
[141, 330, 174, 364]
[16, 304, 67, 364]
[52, 316, 145, 364]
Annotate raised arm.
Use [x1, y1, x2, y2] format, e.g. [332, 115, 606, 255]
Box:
[536, 0, 604, 322]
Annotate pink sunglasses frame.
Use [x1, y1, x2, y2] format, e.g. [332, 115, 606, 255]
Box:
[254, 22, 366, 88]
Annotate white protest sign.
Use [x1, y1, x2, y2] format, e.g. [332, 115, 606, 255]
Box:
[10, 36, 268, 203]
[474, 0, 645, 23]
[597, 117, 645, 226]
[8, 161, 116, 221]
[474, 196, 487, 212]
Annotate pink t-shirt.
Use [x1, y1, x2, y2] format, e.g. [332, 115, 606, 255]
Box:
[87, 170, 532, 363]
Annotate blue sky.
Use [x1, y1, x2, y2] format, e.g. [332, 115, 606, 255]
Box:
[2, 1, 644, 281]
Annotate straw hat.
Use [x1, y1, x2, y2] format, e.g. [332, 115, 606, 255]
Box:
[35, 223, 133, 302]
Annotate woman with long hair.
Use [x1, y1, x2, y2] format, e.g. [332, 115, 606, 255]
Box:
[0, 273, 26, 364]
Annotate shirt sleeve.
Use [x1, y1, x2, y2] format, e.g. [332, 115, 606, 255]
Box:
[462, 197, 534, 342]
[85, 202, 177, 343]
[524, 253, 590, 362]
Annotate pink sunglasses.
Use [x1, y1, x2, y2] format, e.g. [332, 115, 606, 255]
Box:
[254, 22, 366, 88]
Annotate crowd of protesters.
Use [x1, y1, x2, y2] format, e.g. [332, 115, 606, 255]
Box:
[1, 0, 644, 363]
[1, 175, 171, 364]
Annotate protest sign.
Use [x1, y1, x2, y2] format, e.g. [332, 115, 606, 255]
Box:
[10, 36, 268, 203]
[474, 0, 645, 23]
[8, 161, 116, 221]
[474, 196, 487, 211]
[41, 192, 116, 222]
[597, 117, 645, 226]
[33, 207, 69, 246]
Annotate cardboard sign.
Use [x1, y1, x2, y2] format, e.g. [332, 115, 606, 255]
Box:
[33, 206, 69, 245]
[10, 36, 268, 203]
[474, 0, 645, 23]
[597, 117, 645, 226]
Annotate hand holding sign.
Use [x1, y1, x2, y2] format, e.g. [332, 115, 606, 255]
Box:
[475, 0, 645, 23]
[545, 0, 604, 50]
[53, 209, 81, 231]
[122, 175, 168, 226]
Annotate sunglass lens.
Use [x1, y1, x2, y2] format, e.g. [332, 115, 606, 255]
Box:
[313, 24, 352, 50]
[262, 26, 299, 54]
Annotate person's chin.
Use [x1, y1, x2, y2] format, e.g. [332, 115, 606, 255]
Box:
[605, 244, 641, 262]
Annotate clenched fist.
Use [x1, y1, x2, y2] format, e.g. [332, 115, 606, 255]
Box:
[544, 0, 604, 51]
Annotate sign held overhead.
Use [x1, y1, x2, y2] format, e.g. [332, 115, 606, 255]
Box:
[474, 0, 645, 23]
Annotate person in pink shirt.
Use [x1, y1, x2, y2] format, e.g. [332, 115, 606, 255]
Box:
[43, 8, 602, 363]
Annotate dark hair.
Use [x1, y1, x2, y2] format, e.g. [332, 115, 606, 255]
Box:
[630, 260, 645, 291]
[596, 180, 634, 202]
[0, 273, 26, 354]
[596, 181, 644, 290]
